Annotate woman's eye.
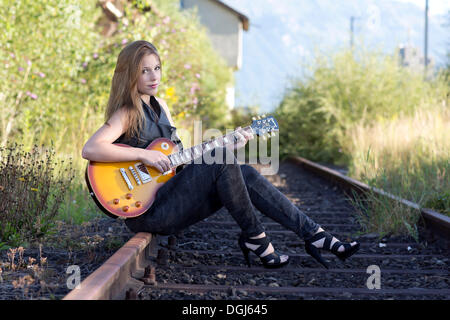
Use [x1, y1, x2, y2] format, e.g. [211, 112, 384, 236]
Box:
[143, 66, 160, 73]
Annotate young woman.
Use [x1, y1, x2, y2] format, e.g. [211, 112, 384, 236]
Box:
[82, 40, 360, 269]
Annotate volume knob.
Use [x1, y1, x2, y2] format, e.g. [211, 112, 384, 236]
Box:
[135, 201, 142, 208]
[122, 206, 129, 212]
[126, 193, 133, 199]
[113, 198, 120, 205]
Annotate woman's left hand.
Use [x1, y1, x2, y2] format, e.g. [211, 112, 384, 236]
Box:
[228, 126, 254, 150]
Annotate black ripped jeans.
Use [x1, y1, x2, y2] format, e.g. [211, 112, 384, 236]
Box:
[124, 147, 320, 240]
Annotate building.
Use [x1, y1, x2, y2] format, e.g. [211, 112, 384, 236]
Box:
[180, 0, 250, 109]
[398, 43, 434, 76]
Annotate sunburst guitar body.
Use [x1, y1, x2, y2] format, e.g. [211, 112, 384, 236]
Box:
[85, 116, 279, 219]
[86, 138, 178, 219]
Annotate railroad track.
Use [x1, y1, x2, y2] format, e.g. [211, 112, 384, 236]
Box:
[63, 156, 450, 300]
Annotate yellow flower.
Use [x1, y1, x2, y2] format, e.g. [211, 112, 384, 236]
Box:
[19, 177, 25, 181]
[165, 86, 175, 99]
[30, 188, 38, 192]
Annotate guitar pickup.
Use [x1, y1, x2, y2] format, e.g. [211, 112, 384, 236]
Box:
[120, 168, 133, 190]
[129, 166, 141, 185]
[134, 163, 152, 184]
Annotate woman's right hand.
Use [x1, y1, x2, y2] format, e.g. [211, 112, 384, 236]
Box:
[139, 149, 171, 173]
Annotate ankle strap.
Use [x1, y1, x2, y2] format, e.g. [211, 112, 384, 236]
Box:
[306, 230, 335, 250]
[241, 234, 271, 256]
[306, 230, 327, 243]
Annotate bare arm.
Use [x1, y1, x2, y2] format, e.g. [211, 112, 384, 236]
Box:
[82, 108, 137, 162]
[81, 108, 171, 173]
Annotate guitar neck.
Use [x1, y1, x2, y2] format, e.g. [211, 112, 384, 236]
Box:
[167, 126, 253, 168]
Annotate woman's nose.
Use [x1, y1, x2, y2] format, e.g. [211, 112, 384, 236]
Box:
[149, 71, 158, 80]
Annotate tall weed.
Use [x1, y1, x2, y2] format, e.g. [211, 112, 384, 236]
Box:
[276, 46, 449, 236]
[0, 144, 74, 247]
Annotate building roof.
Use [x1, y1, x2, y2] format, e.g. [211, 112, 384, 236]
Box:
[210, 0, 249, 31]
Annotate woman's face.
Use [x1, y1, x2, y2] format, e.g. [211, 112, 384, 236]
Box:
[137, 53, 161, 96]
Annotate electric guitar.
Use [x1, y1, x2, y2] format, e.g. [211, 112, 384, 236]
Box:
[85, 115, 279, 219]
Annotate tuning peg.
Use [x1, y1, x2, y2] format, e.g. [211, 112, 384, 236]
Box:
[262, 135, 267, 140]
[271, 132, 277, 137]
[252, 116, 256, 120]
[262, 114, 266, 118]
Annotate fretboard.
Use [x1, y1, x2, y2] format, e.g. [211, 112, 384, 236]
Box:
[168, 126, 252, 168]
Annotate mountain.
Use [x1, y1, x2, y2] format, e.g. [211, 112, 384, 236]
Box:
[220, 0, 449, 112]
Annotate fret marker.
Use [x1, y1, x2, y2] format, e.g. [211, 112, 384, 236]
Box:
[161, 142, 169, 150]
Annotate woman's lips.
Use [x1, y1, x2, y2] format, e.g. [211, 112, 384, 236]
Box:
[149, 84, 158, 88]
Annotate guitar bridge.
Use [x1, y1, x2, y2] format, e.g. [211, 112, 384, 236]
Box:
[135, 163, 152, 184]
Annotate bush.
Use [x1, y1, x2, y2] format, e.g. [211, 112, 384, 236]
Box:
[0, 144, 74, 247]
[0, 0, 101, 151]
[274, 46, 450, 235]
[274, 47, 448, 164]
[0, 0, 233, 154]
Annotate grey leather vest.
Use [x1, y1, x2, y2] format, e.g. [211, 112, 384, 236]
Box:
[114, 96, 183, 151]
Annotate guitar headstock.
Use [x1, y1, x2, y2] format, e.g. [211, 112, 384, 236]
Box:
[250, 115, 279, 139]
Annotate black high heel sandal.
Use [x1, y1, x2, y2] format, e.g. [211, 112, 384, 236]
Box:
[238, 233, 290, 269]
[304, 230, 360, 269]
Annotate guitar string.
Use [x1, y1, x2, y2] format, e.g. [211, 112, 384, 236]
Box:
[168, 126, 254, 168]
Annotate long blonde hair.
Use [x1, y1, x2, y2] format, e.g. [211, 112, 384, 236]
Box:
[105, 40, 161, 140]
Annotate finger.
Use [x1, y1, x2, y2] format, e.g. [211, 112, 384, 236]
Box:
[160, 160, 170, 172]
[165, 161, 171, 172]
[235, 131, 245, 139]
[242, 130, 253, 140]
[234, 134, 244, 144]
[239, 128, 251, 140]
[154, 163, 163, 173]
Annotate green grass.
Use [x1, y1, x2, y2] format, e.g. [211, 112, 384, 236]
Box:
[275, 45, 449, 237]
[57, 179, 103, 225]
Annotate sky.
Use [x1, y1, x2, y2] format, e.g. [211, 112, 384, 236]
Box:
[219, 0, 449, 111]
[393, 0, 450, 15]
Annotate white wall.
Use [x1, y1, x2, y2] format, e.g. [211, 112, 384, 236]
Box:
[182, 0, 243, 70]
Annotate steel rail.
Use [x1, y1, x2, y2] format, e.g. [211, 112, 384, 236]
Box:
[63, 232, 156, 300]
[143, 283, 450, 296]
[175, 248, 444, 260]
[167, 263, 449, 275]
[287, 156, 450, 239]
